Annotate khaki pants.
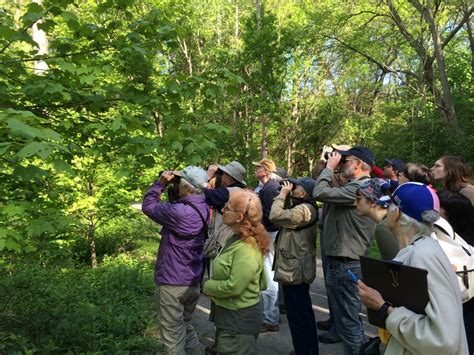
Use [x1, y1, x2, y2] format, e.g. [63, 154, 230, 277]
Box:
[216, 328, 257, 355]
[155, 284, 202, 355]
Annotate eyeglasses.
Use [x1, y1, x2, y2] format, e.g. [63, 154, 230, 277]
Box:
[222, 198, 253, 215]
[222, 203, 239, 213]
[341, 158, 360, 165]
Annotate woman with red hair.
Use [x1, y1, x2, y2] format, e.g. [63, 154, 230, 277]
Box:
[203, 189, 269, 354]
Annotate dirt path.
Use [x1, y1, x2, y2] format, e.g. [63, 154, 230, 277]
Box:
[192, 258, 377, 355]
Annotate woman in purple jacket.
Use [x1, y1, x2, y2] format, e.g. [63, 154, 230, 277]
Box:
[142, 166, 210, 355]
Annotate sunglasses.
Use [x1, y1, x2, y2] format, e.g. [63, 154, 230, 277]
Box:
[340, 158, 360, 165]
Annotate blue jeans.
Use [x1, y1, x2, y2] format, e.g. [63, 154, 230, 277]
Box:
[326, 259, 364, 355]
[320, 231, 337, 333]
[261, 231, 279, 326]
[283, 283, 319, 355]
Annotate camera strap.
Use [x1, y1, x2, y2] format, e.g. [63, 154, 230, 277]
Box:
[181, 200, 209, 239]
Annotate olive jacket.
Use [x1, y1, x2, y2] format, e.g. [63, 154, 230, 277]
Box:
[270, 194, 318, 285]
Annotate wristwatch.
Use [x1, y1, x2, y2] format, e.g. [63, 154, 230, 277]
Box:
[378, 301, 392, 322]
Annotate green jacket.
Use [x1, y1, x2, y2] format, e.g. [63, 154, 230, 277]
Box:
[203, 235, 266, 310]
[313, 168, 376, 260]
[374, 218, 399, 260]
[270, 194, 318, 284]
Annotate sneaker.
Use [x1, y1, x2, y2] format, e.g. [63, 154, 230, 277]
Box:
[316, 319, 331, 331]
[318, 331, 342, 344]
[260, 323, 280, 333]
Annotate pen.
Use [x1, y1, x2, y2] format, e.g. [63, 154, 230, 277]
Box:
[347, 269, 359, 283]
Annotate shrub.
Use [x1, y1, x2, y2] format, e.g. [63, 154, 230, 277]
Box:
[0, 255, 163, 353]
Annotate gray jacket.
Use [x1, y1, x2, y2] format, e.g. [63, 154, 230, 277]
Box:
[313, 168, 375, 260]
[270, 194, 318, 284]
[203, 186, 240, 258]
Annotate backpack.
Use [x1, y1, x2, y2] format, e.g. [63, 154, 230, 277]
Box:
[432, 217, 474, 302]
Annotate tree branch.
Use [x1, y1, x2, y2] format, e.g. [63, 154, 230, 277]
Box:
[385, 0, 427, 59]
[330, 36, 419, 79]
[441, 6, 473, 49]
[0, 98, 125, 110]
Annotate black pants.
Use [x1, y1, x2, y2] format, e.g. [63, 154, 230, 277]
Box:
[463, 298, 474, 354]
[282, 283, 319, 355]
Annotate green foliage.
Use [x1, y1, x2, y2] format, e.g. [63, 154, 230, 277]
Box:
[72, 215, 160, 266]
[0, 0, 472, 351]
[0, 254, 161, 353]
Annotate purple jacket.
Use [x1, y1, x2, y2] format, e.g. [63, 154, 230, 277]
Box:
[142, 181, 209, 286]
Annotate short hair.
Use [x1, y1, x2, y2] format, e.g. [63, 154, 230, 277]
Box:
[361, 161, 372, 172]
[179, 178, 204, 195]
[403, 163, 433, 185]
[387, 204, 434, 236]
[440, 155, 473, 191]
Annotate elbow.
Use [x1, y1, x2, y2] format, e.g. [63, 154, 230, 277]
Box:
[312, 186, 322, 199]
[269, 210, 279, 223]
[141, 201, 154, 217]
[312, 191, 323, 201]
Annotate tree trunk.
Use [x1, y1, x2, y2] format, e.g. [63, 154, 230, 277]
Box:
[235, 3, 239, 38]
[254, 0, 268, 159]
[32, 0, 49, 74]
[387, 0, 459, 127]
[87, 179, 97, 268]
[464, 7, 474, 86]
[423, 4, 458, 127]
[286, 140, 293, 176]
[261, 113, 268, 159]
[88, 215, 97, 268]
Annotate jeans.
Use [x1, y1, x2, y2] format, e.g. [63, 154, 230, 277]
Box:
[261, 231, 279, 326]
[283, 283, 319, 355]
[320, 231, 337, 333]
[325, 259, 365, 355]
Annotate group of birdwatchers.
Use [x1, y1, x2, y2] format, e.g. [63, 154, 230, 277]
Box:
[142, 144, 474, 355]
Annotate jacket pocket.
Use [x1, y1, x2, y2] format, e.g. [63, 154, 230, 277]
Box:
[275, 249, 302, 284]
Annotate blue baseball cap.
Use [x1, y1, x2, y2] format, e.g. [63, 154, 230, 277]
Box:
[384, 158, 406, 172]
[287, 177, 316, 196]
[337, 146, 376, 167]
[391, 182, 440, 222]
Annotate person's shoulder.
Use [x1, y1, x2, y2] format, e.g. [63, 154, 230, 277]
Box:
[266, 179, 280, 188]
[234, 238, 262, 257]
[460, 183, 474, 196]
[299, 202, 318, 215]
[261, 179, 280, 195]
[410, 237, 446, 260]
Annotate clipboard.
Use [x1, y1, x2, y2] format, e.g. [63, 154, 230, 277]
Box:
[360, 256, 429, 329]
